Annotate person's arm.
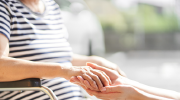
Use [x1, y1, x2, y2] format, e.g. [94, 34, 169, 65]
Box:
[137, 89, 177, 100]
[88, 85, 176, 100]
[70, 76, 175, 100]
[71, 53, 126, 77]
[0, 34, 111, 91]
[126, 79, 180, 100]
[90, 63, 180, 99]
[72, 63, 180, 100]
[0, 33, 78, 81]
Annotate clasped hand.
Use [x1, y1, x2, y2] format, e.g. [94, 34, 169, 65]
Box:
[69, 63, 112, 92]
[70, 62, 132, 100]
[70, 62, 126, 91]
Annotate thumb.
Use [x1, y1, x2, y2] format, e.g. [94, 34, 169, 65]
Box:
[86, 62, 110, 73]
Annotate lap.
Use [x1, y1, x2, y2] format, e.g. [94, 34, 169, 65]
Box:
[0, 78, 86, 100]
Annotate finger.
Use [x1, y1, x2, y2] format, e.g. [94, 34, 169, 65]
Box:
[75, 82, 87, 89]
[85, 72, 101, 90]
[70, 76, 87, 89]
[87, 62, 112, 75]
[87, 62, 120, 80]
[87, 71, 105, 91]
[82, 74, 97, 90]
[101, 71, 112, 85]
[77, 76, 85, 84]
[70, 76, 79, 83]
[116, 67, 127, 77]
[87, 62, 108, 70]
[90, 69, 110, 88]
[77, 76, 89, 89]
[84, 80, 95, 90]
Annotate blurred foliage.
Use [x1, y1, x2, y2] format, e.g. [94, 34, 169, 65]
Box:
[138, 4, 179, 33]
[99, 12, 128, 33]
[95, 1, 179, 34]
[85, 0, 180, 51]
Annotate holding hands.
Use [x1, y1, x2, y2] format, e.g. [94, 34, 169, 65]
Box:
[67, 64, 112, 92]
[70, 62, 136, 100]
[70, 63, 178, 100]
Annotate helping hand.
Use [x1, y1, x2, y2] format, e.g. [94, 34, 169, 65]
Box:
[70, 62, 127, 91]
[68, 65, 112, 91]
[70, 63, 137, 100]
[90, 56, 126, 77]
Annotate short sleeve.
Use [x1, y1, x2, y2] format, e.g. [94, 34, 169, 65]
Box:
[0, 1, 11, 40]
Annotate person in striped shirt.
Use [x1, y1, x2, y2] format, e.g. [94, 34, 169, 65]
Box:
[0, 0, 125, 99]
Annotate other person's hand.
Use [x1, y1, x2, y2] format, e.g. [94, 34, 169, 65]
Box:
[90, 56, 126, 77]
[68, 65, 111, 91]
[70, 62, 127, 91]
[86, 85, 139, 100]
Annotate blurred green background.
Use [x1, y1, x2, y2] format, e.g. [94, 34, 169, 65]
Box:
[85, 0, 180, 52]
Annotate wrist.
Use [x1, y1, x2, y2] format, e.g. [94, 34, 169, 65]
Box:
[127, 86, 148, 100]
[60, 64, 74, 80]
[133, 88, 168, 100]
[65, 66, 85, 80]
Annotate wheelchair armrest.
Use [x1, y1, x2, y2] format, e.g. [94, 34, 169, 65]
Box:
[0, 78, 41, 88]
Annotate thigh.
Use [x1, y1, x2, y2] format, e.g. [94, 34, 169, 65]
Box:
[0, 78, 86, 100]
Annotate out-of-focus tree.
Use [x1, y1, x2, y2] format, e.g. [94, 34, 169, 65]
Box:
[85, 0, 179, 34]
[138, 4, 179, 34]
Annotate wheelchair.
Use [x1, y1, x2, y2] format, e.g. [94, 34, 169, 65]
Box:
[0, 78, 58, 100]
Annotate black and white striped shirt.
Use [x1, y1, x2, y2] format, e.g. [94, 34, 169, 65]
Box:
[0, 0, 85, 99]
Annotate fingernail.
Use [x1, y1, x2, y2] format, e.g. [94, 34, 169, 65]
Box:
[101, 87, 106, 92]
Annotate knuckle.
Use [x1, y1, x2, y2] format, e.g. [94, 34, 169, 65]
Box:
[82, 74, 88, 78]
[102, 72, 106, 75]
[80, 69, 87, 74]
[95, 71, 102, 75]
[92, 75, 99, 79]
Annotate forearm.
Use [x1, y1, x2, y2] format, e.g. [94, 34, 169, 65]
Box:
[135, 87, 176, 100]
[141, 94, 176, 100]
[0, 57, 72, 82]
[127, 78, 180, 100]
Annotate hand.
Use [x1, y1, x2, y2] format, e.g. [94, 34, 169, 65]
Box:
[90, 56, 126, 77]
[70, 62, 128, 91]
[71, 78, 174, 100]
[70, 63, 178, 100]
[86, 85, 139, 100]
[68, 65, 111, 91]
[70, 76, 138, 100]
[87, 62, 127, 86]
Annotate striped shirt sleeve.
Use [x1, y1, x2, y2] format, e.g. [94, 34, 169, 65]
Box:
[0, 1, 11, 40]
